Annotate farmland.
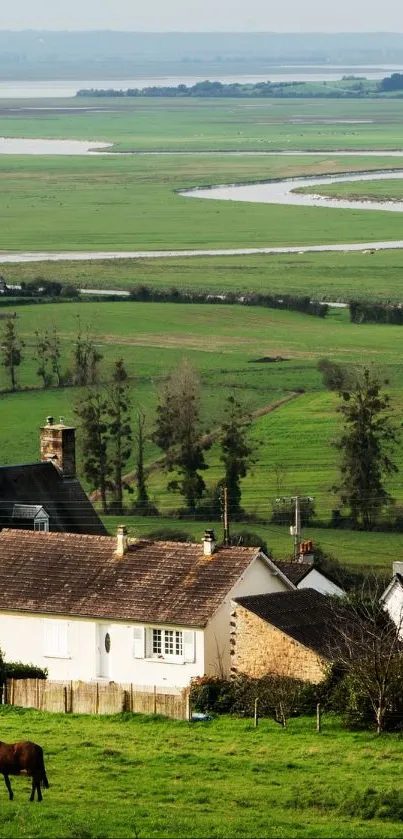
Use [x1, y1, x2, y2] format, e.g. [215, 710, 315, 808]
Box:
[1, 94, 403, 572]
[1, 707, 403, 839]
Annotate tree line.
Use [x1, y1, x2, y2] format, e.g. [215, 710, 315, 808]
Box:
[75, 74, 403, 100]
[1, 317, 102, 392]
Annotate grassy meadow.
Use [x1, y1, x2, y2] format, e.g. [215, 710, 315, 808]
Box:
[3, 96, 403, 152]
[1, 299, 403, 570]
[1, 707, 403, 838]
[3, 248, 403, 303]
[2, 152, 403, 253]
[1, 95, 403, 573]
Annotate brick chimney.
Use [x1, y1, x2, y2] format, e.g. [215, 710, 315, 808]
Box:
[115, 525, 129, 558]
[203, 529, 216, 556]
[40, 416, 76, 478]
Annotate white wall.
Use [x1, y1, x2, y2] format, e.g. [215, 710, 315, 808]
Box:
[297, 568, 344, 597]
[204, 554, 290, 677]
[0, 611, 204, 688]
[383, 580, 403, 636]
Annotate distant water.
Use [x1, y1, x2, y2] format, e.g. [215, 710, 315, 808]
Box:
[1, 66, 403, 99]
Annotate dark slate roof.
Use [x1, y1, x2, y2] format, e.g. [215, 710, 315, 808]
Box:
[272, 561, 313, 585]
[235, 588, 344, 660]
[0, 530, 259, 626]
[0, 463, 106, 535]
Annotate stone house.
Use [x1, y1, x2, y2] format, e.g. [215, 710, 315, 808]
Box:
[0, 527, 293, 688]
[231, 588, 343, 683]
[0, 415, 106, 535]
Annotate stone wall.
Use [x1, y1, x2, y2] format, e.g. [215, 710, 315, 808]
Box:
[231, 603, 327, 684]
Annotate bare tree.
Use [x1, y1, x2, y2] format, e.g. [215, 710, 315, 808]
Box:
[330, 580, 403, 734]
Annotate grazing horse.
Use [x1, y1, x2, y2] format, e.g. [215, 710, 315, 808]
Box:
[0, 741, 49, 802]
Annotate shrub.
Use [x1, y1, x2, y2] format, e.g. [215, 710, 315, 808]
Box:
[190, 674, 317, 724]
[4, 661, 48, 680]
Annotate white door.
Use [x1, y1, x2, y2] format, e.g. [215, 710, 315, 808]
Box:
[96, 624, 112, 679]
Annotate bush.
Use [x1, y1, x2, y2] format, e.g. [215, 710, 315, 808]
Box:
[146, 528, 192, 542]
[190, 674, 317, 725]
[4, 661, 48, 680]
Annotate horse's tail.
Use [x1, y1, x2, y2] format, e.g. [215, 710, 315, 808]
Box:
[37, 747, 49, 789]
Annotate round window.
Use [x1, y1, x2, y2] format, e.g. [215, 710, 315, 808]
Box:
[104, 632, 111, 654]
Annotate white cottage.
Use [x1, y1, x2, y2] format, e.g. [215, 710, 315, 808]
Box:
[0, 527, 292, 688]
[381, 560, 403, 634]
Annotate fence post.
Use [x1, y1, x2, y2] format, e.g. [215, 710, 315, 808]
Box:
[153, 685, 157, 715]
[254, 698, 259, 728]
[70, 680, 73, 714]
[130, 683, 134, 713]
[95, 682, 100, 714]
[36, 679, 40, 710]
[185, 690, 191, 721]
[316, 702, 321, 733]
[63, 686, 68, 714]
[11, 678, 15, 706]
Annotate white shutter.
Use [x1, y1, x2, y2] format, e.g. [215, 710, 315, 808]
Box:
[132, 626, 145, 659]
[183, 630, 195, 663]
[43, 620, 69, 657]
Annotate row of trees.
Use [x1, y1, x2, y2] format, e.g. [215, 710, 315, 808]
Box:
[78, 358, 254, 519]
[1, 318, 103, 392]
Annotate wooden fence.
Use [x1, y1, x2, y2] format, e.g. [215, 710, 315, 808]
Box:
[3, 679, 190, 720]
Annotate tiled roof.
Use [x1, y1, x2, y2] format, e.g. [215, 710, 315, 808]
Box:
[0, 530, 259, 626]
[272, 560, 313, 585]
[235, 588, 345, 659]
[0, 463, 106, 535]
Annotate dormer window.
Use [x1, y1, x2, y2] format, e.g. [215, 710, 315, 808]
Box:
[12, 504, 49, 532]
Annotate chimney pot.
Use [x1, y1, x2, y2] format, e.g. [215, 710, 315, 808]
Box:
[116, 525, 129, 557]
[46, 416, 54, 426]
[203, 529, 216, 556]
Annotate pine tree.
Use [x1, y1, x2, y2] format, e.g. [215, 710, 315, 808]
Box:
[75, 387, 111, 514]
[335, 367, 399, 530]
[2, 317, 23, 391]
[220, 395, 253, 520]
[135, 410, 150, 512]
[107, 360, 132, 514]
[153, 359, 209, 513]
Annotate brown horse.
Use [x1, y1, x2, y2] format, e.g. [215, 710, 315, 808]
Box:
[0, 741, 49, 802]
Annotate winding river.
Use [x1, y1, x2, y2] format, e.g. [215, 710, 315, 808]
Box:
[1, 137, 403, 261]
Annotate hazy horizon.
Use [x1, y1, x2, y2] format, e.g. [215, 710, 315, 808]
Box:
[1, 0, 403, 33]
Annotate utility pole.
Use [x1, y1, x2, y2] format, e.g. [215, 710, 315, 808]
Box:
[221, 485, 230, 546]
[276, 495, 314, 560]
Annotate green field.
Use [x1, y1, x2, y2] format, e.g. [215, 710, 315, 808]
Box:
[296, 177, 403, 202]
[1, 95, 403, 571]
[2, 153, 403, 252]
[1, 299, 402, 556]
[1, 707, 403, 838]
[4, 248, 403, 303]
[3, 96, 403, 152]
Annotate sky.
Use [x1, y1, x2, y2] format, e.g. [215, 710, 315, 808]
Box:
[2, 0, 403, 33]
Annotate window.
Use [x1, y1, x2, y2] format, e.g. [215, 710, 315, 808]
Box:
[34, 519, 49, 532]
[132, 626, 195, 663]
[43, 619, 70, 658]
[151, 628, 183, 659]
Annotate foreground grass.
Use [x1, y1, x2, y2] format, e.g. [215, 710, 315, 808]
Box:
[1, 708, 403, 838]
